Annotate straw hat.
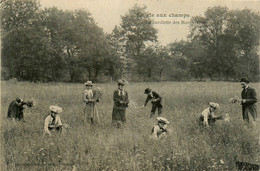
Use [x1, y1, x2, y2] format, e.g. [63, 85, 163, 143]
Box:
[84, 81, 94, 86]
[117, 79, 126, 86]
[157, 117, 170, 124]
[209, 102, 220, 109]
[49, 105, 63, 114]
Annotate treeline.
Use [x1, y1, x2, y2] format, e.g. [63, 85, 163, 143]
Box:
[1, 0, 260, 82]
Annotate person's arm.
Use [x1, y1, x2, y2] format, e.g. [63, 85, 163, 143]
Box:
[202, 109, 209, 127]
[242, 88, 257, 105]
[57, 115, 62, 126]
[44, 116, 51, 136]
[83, 92, 89, 103]
[113, 90, 121, 104]
[125, 91, 129, 105]
[151, 126, 159, 139]
[211, 112, 217, 118]
[153, 92, 162, 102]
[144, 95, 152, 106]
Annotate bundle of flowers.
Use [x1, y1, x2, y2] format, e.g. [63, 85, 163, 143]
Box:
[93, 87, 103, 102]
[229, 97, 241, 104]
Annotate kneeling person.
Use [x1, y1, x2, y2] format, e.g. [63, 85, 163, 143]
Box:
[151, 117, 170, 140]
[7, 97, 33, 121]
[43, 105, 63, 137]
[200, 102, 221, 127]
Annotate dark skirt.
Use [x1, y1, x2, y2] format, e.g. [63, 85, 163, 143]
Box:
[112, 108, 126, 123]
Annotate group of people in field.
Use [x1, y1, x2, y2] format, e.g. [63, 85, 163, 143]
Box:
[7, 77, 257, 140]
[200, 77, 257, 127]
[83, 79, 169, 140]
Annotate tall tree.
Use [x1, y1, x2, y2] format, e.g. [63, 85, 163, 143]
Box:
[119, 4, 158, 79]
[189, 6, 229, 78]
[225, 9, 260, 79]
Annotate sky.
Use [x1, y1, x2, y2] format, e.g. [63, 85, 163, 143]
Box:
[40, 0, 260, 45]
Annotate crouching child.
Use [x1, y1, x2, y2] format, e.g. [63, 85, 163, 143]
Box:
[199, 102, 222, 127]
[43, 105, 63, 137]
[151, 117, 170, 140]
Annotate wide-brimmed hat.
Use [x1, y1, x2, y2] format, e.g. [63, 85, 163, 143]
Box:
[49, 105, 63, 114]
[209, 102, 220, 109]
[144, 88, 152, 94]
[240, 77, 249, 83]
[157, 117, 170, 124]
[117, 79, 126, 86]
[84, 81, 94, 86]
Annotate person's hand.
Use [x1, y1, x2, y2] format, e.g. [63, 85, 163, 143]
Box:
[211, 115, 217, 119]
[88, 99, 94, 102]
[151, 99, 157, 102]
[241, 99, 246, 103]
[140, 105, 145, 108]
[203, 121, 208, 127]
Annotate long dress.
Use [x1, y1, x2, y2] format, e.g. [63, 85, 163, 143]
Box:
[112, 89, 129, 124]
[83, 89, 97, 125]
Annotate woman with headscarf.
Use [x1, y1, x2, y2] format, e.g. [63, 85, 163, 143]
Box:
[112, 80, 129, 127]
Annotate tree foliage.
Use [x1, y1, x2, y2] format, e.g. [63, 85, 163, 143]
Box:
[1, 2, 259, 82]
[189, 6, 260, 81]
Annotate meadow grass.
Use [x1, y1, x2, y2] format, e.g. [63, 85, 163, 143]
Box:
[1, 81, 259, 170]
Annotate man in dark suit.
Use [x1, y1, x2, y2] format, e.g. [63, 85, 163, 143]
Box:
[142, 88, 163, 118]
[240, 77, 257, 123]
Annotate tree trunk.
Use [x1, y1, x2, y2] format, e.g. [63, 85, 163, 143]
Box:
[88, 69, 92, 80]
[147, 68, 152, 78]
[94, 68, 100, 82]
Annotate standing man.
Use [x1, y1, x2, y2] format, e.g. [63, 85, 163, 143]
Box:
[142, 88, 163, 118]
[240, 77, 257, 124]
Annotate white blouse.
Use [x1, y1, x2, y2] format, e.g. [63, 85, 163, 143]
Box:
[201, 107, 216, 125]
[44, 115, 62, 135]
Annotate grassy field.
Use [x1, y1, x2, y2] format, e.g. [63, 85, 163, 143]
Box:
[1, 81, 259, 170]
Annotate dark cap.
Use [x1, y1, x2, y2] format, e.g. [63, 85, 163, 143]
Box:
[16, 97, 22, 103]
[240, 77, 249, 83]
[144, 88, 151, 94]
